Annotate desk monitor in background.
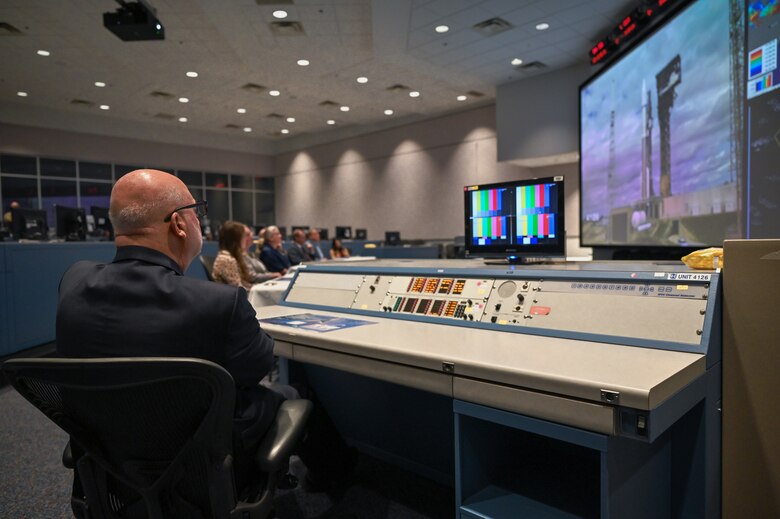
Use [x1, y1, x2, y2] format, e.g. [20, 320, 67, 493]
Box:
[385, 231, 401, 246]
[355, 228, 367, 240]
[335, 226, 352, 239]
[318, 228, 329, 240]
[464, 176, 565, 264]
[90, 206, 114, 240]
[11, 207, 48, 241]
[55, 205, 87, 241]
[278, 226, 287, 240]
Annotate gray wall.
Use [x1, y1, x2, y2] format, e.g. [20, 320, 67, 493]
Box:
[273, 104, 587, 253]
[496, 64, 591, 164]
[274, 105, 528, 241]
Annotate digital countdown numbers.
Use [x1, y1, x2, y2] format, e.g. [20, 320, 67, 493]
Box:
[590, 0, 679, 65]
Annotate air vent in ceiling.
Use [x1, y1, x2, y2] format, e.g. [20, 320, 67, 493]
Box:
[266, 113, 285, 119]
[467, 90, 485, 97]
[0, 22, 22, 35]
[154, 113, 176, 120]
[270, 21, 304, 36]
[472, 17, 513, 37]
[318, 100, 339, 107]
[150, 91, 175, 100]
[517, 61, 547, 71]
[225, 124, 242, 129]
[386, 84, 410, 92]
[241, 83, 267, 93]
[70, 99, 94, 107]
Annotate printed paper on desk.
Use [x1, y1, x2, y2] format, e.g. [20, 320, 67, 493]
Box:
[258, 313, 376, 333]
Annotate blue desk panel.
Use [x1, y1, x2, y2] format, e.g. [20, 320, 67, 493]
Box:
[0, 241, 219, 356]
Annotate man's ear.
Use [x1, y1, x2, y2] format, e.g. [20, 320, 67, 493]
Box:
[171, 212, 187, 237]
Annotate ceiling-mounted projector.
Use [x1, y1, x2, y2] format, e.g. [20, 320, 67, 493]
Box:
[103, 1, 165, 41]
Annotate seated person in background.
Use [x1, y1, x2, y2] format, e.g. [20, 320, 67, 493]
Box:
[259, 225, 291, 274]
[306, 228, 327, 260]
[330, 238, 350, 259]
[3, 200, 20, 225]
[212, 220, 255, 290]
[55, 169, 282, 493]
[242, 224, 281, 283]
[287, 229, 315, 265]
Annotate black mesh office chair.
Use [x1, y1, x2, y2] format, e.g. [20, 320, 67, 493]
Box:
[2, 357, 312, 519]
[200, 254, 216, 281]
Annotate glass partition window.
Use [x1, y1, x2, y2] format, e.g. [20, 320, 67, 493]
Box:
[1, 154, 275, 231]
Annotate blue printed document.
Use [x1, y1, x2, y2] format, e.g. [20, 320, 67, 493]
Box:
[258, 313, 375, 333]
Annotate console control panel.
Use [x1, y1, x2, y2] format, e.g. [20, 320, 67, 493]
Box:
[286, 268, 714, 348]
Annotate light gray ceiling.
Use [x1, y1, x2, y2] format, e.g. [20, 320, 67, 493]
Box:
[0, 0, 634, 154]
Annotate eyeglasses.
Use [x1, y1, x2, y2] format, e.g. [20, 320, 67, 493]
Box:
[163, 200, 208, 222]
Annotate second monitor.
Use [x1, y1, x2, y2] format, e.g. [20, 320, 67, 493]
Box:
[55, 205, 87, 241]
[385, 231, 401, 246]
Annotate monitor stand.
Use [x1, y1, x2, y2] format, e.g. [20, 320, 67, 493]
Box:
[483, 256, 555, 266]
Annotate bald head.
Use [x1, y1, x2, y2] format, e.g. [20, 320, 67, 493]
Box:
[109, 169, 202, 270]
[110, 170, 190, 234]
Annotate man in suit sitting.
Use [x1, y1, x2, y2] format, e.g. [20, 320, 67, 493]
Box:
[56, 169, 282, 490]
[287, 229, 315, 265]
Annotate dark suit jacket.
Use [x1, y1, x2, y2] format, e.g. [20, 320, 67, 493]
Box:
[259, 245, 291, 273]
[287, 241, 314, 265]
[56, 246, 282, 445]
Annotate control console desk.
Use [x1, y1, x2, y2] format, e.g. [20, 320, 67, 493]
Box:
[252, 259, 721, 518]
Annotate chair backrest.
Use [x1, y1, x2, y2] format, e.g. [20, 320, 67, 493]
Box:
[200, 254, 216, 281]
[2, 357, 238, 519]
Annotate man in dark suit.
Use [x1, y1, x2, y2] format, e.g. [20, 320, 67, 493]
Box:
[287, 229, 315, 265]
[56, 169, 282, 486]
[259, 225, 292, 273]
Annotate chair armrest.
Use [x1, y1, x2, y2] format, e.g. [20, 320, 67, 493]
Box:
[255, 399, 313, 472]
[63, 440, 74, 469]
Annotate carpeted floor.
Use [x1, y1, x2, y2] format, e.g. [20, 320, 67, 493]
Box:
[0, 386, 453, 518]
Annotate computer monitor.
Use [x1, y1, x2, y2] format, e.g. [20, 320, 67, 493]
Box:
[385, 231, 401, 246]
[10, 207, 48, 241]
[318, 228, 329, 240]
[464, 176, 565, 263]
[278, 226, 287, 240]
[355, 228, 367, 240]
[90, 206, 114, 240]
[335, 226, 352, 239]
[55, 205, 87, 241]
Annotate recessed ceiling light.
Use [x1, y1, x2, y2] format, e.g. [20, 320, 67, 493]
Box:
[435, 25, 449, 33]
[327, 119, 336, 125]
[286, 117, 296, 123]
[37, 49, 50, 56]
[535, 22, 550, 30]
[178, 117, 188, 122]
[384, 109, 394, 115]
[17, 91, 28, 97]
[186, 71, 198, 78]
[356, 76, 368, 84]
[94, 81, 106, 87]
[273, 10, 288, 19]
[457, 95, 467, 101]
[269, 90, 280, 96]
[178, 97, 189, 103]
[237, 108, 247, 114]
[297, 59, 310, 66]
[409, 91, 420, 98]
[511, 58, 523, 66]
[340, 106, 350, 112]
[243, 127, 252, 133]
[281, 129, 290, 134]
[99, 105, 110, 110]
